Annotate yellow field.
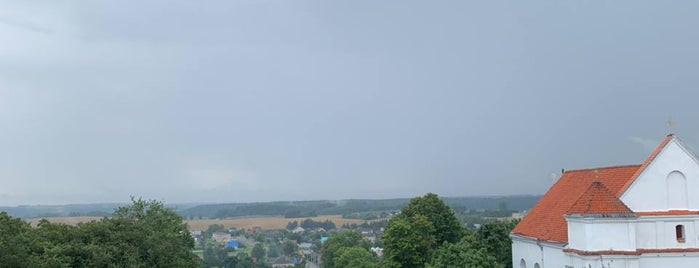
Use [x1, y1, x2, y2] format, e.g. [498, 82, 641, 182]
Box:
[185, 215, 366, 231]
[27, 216, 104, 226]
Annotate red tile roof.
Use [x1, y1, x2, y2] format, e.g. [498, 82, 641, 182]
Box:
[566, 181, 634, 216]
[512, 165, 640, 243]
[512, 134, 675, 243]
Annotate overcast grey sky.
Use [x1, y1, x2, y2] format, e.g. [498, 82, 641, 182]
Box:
[1, 1, 699, 205]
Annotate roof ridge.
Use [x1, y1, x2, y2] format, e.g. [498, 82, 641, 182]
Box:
[563, 164, 642, 173]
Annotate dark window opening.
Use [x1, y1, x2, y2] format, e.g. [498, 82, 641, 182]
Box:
[676, 225, 686, 243]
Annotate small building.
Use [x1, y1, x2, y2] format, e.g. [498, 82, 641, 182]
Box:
[212, 232, 232, 244]
[225, 240, 239, 249]
[370, 247, 383, 257]
[299, 242, 313, 255]
[271, 256, 295, 268]
[292, 226, 305, 234]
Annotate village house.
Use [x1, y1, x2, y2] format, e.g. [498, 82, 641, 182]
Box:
[212, 232, 232, 245]
[512, 134, 699, 268]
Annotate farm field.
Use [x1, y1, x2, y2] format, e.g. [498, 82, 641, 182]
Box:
[185, 215, 365, 231]
[27, 216, 104, 226]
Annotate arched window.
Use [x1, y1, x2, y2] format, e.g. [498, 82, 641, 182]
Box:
[520, 259, 527, 268]
[534, 263, 540, 268]
[667, 171, 688, 209]
[676, 224, 686, 243]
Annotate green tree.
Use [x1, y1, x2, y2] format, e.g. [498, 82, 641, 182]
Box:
[427, 233, 500, 268]
[1, 198, 199, 268]
[321, 230, 371, 268]
[282, 240, 298, 256]
[107, 197, 199, 267]
[475, 220, 516, 268]
[399, 193, 462, 246]
[381, 214, 435, 268]
[0, 212, 33, 267]
[251, 243, 266, 262]
[382, 193, 462, 267]
[206, 224, 226, 235]
[335, 247, 379, 268]
[286, 220, 299, 230]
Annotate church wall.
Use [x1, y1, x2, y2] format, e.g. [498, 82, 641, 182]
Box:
[622, 140, 699, 212]
[511, 235, 567, 268]
[565, 254, 640, 268]
[567, 218, 635, 251]
[639, 253, 699, 268]
[634, 216, 699, 249]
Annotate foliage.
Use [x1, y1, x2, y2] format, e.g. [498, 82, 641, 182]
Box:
[300, 218, 336, 230]
[206, 224, 226, 235]
[381, 214, 435, 268]
[382, 193, 462, 267]
[0, 212, 32, 266]
[0, 198, 198, 268]
[282, 240, 299, 256]
[427, 234, 500, 268]
[475, 220, 518, 268]
[399, 193, 462, 246]
[334, 247, 379, 268]
[251, 243, 266, 262]
[320, 230, 372, 268]
[286, 220, 299, 230]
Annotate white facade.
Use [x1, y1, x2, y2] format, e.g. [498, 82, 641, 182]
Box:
[621, 140, 699, 212]
[512, 136, 699, 268]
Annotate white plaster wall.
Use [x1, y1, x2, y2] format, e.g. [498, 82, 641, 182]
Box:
[511, 237, 567, 268]
[542, 245, 566, 267]
[635, 221, 657, 248]
[633, 217, 699, 249]
[566, 254, 640, 268]
[622, 140, 699, 211]
[512, 238, 541, 268]
[655, 219, 696, 248]
[639, 254, 699, 268]
[567, 218, 635, 251]
[567, 220, 587, 250]
[585, 221, 635, 251]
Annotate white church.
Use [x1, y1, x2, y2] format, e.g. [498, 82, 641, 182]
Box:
[512, 134, 699, 268]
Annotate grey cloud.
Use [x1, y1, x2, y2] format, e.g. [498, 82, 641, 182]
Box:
[0, 17, 54, 34]
[1, 1, 699, 205]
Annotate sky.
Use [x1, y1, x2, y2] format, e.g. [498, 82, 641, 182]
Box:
[1, 1, 699, 205]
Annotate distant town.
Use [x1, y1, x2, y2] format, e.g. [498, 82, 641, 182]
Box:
[0, 195, 537, 267]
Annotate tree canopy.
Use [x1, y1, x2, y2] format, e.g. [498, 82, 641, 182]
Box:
[320, 230, 373, 268]
[0, 198, 198, 268]
[381, 193, 462, 267]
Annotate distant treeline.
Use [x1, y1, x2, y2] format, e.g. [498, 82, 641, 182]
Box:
[0, 203, 201, 219]
[179, 195, 541, 219]
[0, 195, 540, 220]
[0, 203, 125, 219]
